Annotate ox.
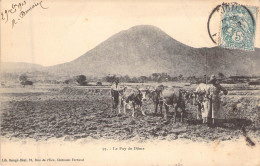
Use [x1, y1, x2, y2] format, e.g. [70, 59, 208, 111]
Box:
[111, 86, 145, 117]
[121, 87, 145, 117]
[145, 86, 189, 122]
[161, 87, 187, 122]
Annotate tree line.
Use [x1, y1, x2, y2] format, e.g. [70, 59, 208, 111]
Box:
[9, 72, 260, 87]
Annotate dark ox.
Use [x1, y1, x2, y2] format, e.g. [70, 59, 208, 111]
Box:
[144, 88, 163, 114]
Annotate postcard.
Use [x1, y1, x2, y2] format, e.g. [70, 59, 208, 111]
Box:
[1, 0, 260, 165]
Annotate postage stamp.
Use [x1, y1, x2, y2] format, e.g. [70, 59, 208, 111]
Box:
[219, 3, 258, 51]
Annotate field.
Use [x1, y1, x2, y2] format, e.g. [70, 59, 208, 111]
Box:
[1, 83, 260, 143]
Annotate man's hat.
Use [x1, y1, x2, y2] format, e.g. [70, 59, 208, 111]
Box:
[208, 75, 217, 83]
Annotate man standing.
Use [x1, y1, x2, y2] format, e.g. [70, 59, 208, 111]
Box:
[111, 79, 121, 110]
[207, 75, 228, 125]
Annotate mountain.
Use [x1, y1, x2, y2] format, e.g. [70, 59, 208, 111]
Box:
[2, 25, 260, 77]
[196, 47, 260, 77]
[1, 62, 43, 73]
[46, 25, 260, 77]
[47, 25, 198, 77]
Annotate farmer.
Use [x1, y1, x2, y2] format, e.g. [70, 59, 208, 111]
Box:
[110, 79, 127, 113]
[202, 75, 228, 125]
[110, 79, 121, 109]
[111, 79, 120, 90]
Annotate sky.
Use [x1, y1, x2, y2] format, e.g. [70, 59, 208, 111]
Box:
[1, 0, 259, 66]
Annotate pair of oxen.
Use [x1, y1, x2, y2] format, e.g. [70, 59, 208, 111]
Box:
[111, 85, 201, 122]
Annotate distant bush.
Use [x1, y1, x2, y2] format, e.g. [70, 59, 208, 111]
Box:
[96, 82, 102, 86]
[220, 79, 235, 84]
[64, 79, 70, 84]
[19, 74, 28, 82]
[105, 75, 118, 83]
[21, 80, 33, 86]
[248, 81, 260, 85]
[80, 81, 88, 86]
[76, 75, 88, 86]
[19, 74, 33, 86]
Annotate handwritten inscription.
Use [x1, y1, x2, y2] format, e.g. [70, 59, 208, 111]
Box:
[1, 0, 48, 28]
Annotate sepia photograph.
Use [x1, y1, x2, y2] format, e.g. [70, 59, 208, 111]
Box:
[0, 0, 260, 165]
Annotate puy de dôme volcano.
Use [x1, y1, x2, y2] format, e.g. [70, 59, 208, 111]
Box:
[2, 25, 260, 77]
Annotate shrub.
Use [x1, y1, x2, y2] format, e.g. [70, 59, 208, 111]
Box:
[76, 75, 87, 86]
[21, 80, 33, 86]
[64, 79, 70, 84]
[96, 82, 102, 86]
[19, 74, 28, 82]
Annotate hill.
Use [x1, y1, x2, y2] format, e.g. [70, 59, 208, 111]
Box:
[2, 25, 260, 77]
[46, 25, 260, 77]
[1, 62, 43, 73]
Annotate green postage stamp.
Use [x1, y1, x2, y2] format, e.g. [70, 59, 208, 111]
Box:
[219, 3, 258, 51]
